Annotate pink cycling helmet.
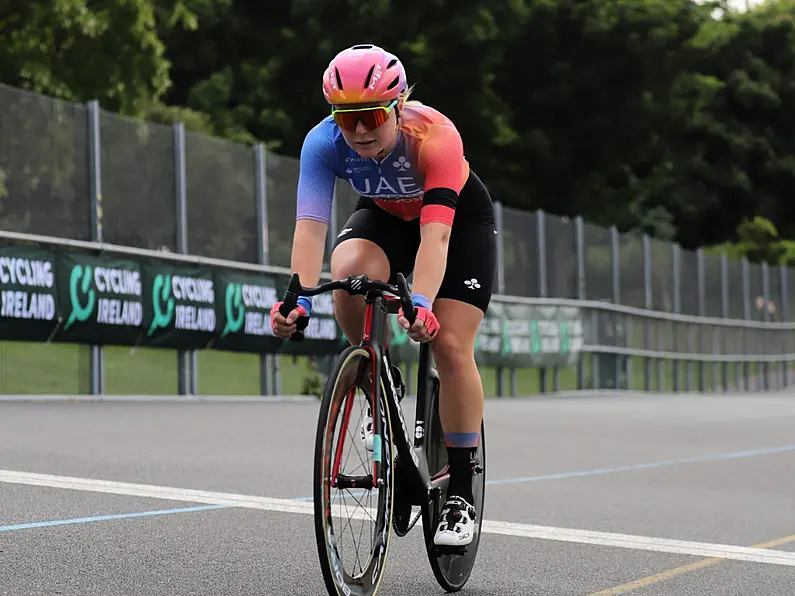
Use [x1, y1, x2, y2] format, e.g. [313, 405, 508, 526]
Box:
[322, 44, 407, 105]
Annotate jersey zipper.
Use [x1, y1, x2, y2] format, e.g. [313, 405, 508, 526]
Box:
[371, 131, 403, 172]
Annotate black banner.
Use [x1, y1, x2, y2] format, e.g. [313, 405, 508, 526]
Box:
[55, 251, 144, 346]
[0, 241, 585, 368]
[211, 268, 283, 353]
[141, 261, 217, 349]
[0, 244, 59, 341]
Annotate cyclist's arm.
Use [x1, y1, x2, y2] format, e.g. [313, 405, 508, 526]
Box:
[411, 124, 467, 304]
[290, 220, 326, 290]
[293, 125, 338, 290]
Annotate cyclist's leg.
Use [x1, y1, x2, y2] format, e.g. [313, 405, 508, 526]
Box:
[430, 299, 485, 547]
[331, 199, 419, 451]
[330, 237, 389, 346]
[429, 175, 497, 547]
[330, 199, 418, 345]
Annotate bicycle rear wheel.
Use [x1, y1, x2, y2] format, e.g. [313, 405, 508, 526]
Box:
[421, 370, 486, 592]
[314, 345, 395, 596]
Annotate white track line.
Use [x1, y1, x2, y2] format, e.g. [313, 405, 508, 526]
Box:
[0, 394, 318, 403]
[3, 468, 795, 568]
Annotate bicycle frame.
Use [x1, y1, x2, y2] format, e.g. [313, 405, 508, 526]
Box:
[360, 290, 448, 508]
[279, 271, 448, 505]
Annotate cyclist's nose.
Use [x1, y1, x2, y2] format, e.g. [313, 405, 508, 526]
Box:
[355, 120, 369, 135]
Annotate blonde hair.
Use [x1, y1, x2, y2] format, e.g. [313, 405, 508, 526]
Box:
[399, 83, 422, 107]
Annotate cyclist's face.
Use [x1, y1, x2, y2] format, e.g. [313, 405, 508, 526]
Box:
[335, 101, 399, 159]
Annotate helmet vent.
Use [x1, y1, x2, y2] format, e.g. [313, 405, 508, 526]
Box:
[386, 76, 400, 91]
[387, 59, 398, 69]
[334, 67, 344, 90]
[352, 44, 373, 50]
[364, 64, 376, 89]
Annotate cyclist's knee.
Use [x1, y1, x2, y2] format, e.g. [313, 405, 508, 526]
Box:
[330, 239, 390, 344]
[432, 328, 475, 377]
[330, 239, 389, 282]
[431, 299, 482, 377]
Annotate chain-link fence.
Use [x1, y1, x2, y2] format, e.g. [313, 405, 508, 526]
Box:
[0, 83, 790, 395]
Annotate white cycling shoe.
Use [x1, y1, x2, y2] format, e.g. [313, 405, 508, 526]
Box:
[434, 495, 477, 547]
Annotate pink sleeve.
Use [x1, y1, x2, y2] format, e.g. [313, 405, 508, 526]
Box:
[417, 124, 469, 227]
[417, 124, 468, 194]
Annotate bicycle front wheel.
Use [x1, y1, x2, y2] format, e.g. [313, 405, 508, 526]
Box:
[314, 345, 395, 596]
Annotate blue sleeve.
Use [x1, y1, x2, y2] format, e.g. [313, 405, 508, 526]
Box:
[296, 122, 338, 225]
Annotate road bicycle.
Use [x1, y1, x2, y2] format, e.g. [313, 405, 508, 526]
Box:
[279, 272, 486, 595]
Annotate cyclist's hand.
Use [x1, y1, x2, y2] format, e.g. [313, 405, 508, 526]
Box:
[270, 301, 309, 338]
[398, 306, 439, 343]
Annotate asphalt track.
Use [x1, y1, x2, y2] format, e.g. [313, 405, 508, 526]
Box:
[2, 391, 795, 595]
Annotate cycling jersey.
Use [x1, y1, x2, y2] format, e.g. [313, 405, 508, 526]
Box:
[296, 104, 469, 227]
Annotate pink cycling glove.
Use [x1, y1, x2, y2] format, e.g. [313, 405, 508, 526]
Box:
[398, 293, 439, 339]
[270, 300, 310, 334]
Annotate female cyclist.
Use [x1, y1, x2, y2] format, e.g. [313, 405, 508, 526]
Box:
[269, 43, 497, 547]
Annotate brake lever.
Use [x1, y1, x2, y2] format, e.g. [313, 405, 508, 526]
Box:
[396, 273, 416, 325]
[279, 273, 310, 342]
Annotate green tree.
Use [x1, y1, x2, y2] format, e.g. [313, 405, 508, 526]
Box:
[491, 0, 714, 220]
[0, 0, 213, 240]
[8, 0, 795, 263]
[652, 1, 795, 248]
[0, 0, 200, 116]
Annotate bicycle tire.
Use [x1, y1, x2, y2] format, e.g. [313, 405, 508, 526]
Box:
[314, 345, 395, 596]
[421, 372, 486, 592]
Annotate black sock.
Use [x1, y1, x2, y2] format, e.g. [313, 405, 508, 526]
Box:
[446, 445, 476, 504]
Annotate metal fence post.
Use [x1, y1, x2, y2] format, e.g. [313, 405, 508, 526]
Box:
[672, 244, 681, 392]
[643, 234, 652, 391]
[87, 100, 105, 396]
[575, 216, 586, 390]
[762, 262, 771, 390]
[254, 143, 270, 396]
[781, 264, 789, 387]
[696, 248, 706, 392]
[270, 160, 287, 398]
[494, 200, 505, 397]
[173, 122, 197, 395]
[537, 211, 550, 393]
[611, 226, 623, 389]
[742, 258, 751, 390]
[720, 253, 729, 391]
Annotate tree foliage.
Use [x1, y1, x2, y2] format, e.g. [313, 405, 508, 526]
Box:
[2, 0, 795, 264]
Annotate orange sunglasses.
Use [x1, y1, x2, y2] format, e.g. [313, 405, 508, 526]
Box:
[332, 99, 398, 132]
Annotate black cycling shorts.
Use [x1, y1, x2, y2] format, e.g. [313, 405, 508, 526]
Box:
[332, 170, 497, 314]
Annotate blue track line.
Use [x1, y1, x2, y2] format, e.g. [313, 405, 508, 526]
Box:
[291, 443, 795, 500]
[0, 504, 231, 532]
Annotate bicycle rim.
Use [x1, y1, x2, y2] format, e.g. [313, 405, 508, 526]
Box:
[422, 378, 486, 592]
[314, 346, 395, 596]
